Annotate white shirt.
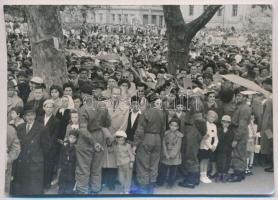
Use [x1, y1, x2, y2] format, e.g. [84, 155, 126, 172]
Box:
[71, 124, 79, 130]
[26, 122, 34, 134]
[200, 121, 218, 150]
[44, 115, 52, 126]
[130, 111, 141, 127]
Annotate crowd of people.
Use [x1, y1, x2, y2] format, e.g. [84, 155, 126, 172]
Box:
[6, 19, 273, 196]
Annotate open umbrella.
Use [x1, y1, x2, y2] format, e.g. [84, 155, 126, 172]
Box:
[221, 74, 271, 97]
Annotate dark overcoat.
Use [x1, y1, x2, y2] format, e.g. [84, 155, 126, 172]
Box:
[11, 121, 51, 195]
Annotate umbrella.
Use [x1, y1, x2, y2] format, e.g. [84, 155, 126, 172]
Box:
[221, 74, 271, 97]
[93, 53, 120, 61]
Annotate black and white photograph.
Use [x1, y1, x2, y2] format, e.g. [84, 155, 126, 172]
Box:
[2, 2, 275, 197]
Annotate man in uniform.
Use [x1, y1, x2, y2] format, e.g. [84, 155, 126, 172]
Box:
[133, 93, 166, 194]
[75, 83, 111, 194]
[228, 90, 252, 182]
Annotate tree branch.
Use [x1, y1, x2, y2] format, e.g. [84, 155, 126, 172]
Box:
[187, 5, 221, 38]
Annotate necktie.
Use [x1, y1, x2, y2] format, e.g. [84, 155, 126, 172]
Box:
[26, 124, 31, 134]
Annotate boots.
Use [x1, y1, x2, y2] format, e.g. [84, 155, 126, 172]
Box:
[178, 173, 196, 189]
[215, 173, 223, 183]
[222, 173, 229, 183]
[228, 170, 244, 182]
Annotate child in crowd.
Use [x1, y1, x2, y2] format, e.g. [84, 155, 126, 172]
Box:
[115, 130, 135, 194]
[215, 115, 234, 182]
[246, 113, 258, 175]
[157, 118, 183, 188]
[199, 110, 218, 183]
[57, 129, 79, 194]
[9, 106, 25, 127]
[64, 110, 80, 141]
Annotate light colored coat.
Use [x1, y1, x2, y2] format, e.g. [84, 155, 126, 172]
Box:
[161, 130, 183, 165]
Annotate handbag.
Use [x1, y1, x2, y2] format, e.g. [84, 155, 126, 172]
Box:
[254, 135, 261, 154]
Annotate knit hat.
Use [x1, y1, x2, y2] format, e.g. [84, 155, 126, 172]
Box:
[69, 129, 80, 138]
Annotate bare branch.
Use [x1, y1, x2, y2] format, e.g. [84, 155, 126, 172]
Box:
[187, 5, 221, 38]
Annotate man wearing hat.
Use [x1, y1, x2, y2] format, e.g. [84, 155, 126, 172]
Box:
[75, 85, 112, 194]
[37, 99, 61, 190]
[27, 85, 47, 119]
[27, 76, 49, 102]
[133, 93, 166, 194]
[260, 78, 273, 172]
[228, 89, 252, 182]
[125, 96, 141, 144]
[11, 104, 51, 195]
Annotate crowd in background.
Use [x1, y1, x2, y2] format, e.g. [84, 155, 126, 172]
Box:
[6, 19, 273, 196]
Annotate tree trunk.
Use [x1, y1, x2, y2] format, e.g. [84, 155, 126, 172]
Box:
[163, 5, 221, 75]
[25, 5, 68, 89]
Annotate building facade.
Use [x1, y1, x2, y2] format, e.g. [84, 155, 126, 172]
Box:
[60, 5, 268, 29]
[61, 5, 165, 27]
[180, 5, 254, 29]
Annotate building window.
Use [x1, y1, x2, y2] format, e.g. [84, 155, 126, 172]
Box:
[143, 14, 148, 25]
[217, 8, 222, 16]
[151, 15, 157, 25]
[203, 5, 208, 12]
[189, 5, 194, 16]
[159, 16, 163, 26]
[99, 13, 103, 23]
[232, 5, 238, 16]
[112, 14, 115, 23]
[124, 14, 128, 24]
[118, 14, 122, 23]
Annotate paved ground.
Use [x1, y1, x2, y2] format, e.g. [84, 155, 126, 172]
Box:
[45, 166, 274, 196]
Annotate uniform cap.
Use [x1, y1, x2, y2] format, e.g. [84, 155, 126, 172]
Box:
[115, 130, 127, 138]
[221, 115, 231, 122]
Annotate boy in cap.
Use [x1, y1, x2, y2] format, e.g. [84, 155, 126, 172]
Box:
[57, 129, 80, 194]
[215, 115, 234, 182]
[157, 118, 183, 188]
[115, 130, 135, 194]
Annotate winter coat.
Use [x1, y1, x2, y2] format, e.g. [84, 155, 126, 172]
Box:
[11, 121, 51, 195]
